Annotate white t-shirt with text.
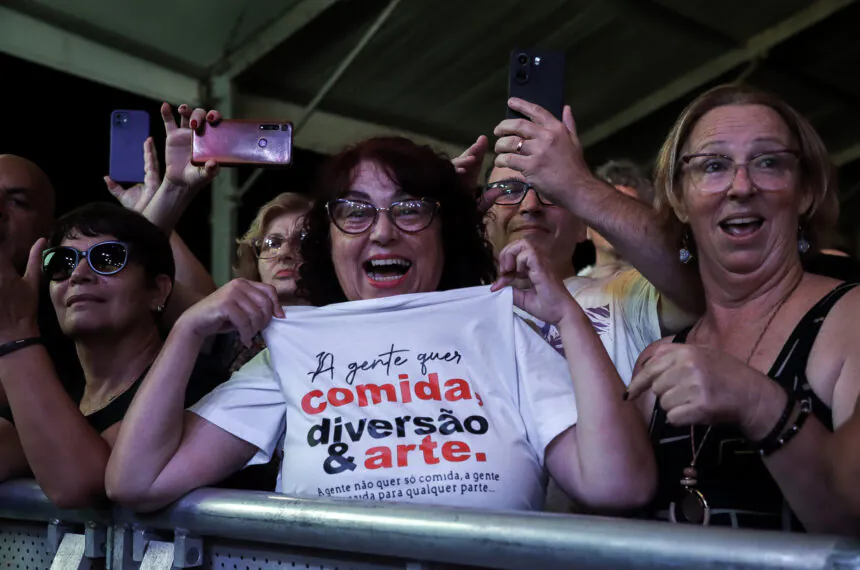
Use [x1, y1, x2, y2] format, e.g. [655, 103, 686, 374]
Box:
[190, 286, 577, 511]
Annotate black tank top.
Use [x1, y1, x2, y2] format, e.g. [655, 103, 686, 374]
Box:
[648, 282, 857, 531]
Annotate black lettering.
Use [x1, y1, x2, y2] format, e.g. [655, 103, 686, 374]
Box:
[307, 418, 330, 447]
[308, 352, 335, 383]
[323, 443, 356, 474]
[344, 419, 367, 441]
[394, 415, 412, 437]
[464, 415, 489, 435]
[367, 419, 393, 439]
[413, 416, 437, 435]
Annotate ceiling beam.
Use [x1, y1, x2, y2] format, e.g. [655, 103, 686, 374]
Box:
[238, 93, 466, 159]
[833, 143, 860, 167]
[214, 0, 340, 80]
[0, 6, 201, 104]
[579, 0, 855, 148]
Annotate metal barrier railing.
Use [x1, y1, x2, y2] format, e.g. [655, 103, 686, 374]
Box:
[1, 478, 859, 570]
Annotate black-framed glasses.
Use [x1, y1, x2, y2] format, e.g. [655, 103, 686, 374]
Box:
[681, 150, 800, 194]
[41, 241, 130, 281]
[253, 233, 297, 260]
[326, 198, 440, 235]
[483, 180, 554, 206]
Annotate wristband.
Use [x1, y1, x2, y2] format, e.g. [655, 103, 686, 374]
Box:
[757, 400, 812, 457]
[749, 391, 795, 451]
[0, 337, 43, 358]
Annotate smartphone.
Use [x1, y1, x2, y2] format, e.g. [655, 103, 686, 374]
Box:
[192, 120, 293, 167]
[507, 48, 566, 121]
[109, 110, 150, 183]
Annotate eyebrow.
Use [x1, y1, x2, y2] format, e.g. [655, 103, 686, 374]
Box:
[343, 189, 412, 202]
[2, 187, 32, 198]
[695, 137, 791, 152]
[487, 178, 525, 186]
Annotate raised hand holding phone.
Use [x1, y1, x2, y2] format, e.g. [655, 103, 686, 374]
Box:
[104, 137, 161, 213]
[109, 110, 150, 184]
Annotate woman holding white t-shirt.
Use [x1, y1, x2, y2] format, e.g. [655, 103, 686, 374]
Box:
[106, 136, 655, 513]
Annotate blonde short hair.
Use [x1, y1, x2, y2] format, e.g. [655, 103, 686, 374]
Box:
[653, 84, 837, 247]
[233, 192, 313, 282]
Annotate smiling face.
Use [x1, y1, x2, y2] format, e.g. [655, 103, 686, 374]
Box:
[329, 160, 444, 301]
[484, 166, 584, 276]
[48, 233, 171, 339]
[679, 104, 811, 277]
[256, 211, 306, 303]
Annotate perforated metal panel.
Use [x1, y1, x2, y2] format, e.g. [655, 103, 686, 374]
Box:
[206, 540, 407, 570]
[0, 520, 54, 570]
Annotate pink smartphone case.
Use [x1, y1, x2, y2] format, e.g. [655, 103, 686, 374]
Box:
[192, 120, 293, 166]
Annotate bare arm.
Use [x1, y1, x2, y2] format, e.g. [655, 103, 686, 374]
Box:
[829, 394, 860, 519]
[0, 419, 30, 481]
[107, 280, 282, 511]
[546, 304, 656, 511]
[492, 98, 704, 315]
[162, 232, 215, 325]
[0, 345, 111, 508]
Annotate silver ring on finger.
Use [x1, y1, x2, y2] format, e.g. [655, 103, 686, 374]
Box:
[516, 138, 525, 154]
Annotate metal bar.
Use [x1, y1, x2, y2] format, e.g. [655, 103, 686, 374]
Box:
[0, 6, 201, 105]
[209, 75, 239, 286]
[579, 0, 855, 148]
[3, 480, 859, 569]
[50, 534, 92, 570]
[0, 480, 107, 525]
[113, 488, 860, 570]
[236, 0, 403, 199]
[216, 0, 341, 79]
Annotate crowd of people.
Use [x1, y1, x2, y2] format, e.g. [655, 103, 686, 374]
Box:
[1, 82, 859, 537]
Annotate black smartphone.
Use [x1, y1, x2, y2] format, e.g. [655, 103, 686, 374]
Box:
[507, 48, 566, 120]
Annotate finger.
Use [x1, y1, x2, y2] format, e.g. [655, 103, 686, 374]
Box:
[496, 240, 531, 275]
[657, 383, 693, 413]
[490, 275, 514, 292]
[494, 152, 530, 173]
[233, 294, 270, 337]
[452, 154, 477, 167]
[178, 104, 192, 129]
[103, 176, 124, 198]
[254, 282, 285, 319]
[665, 404, 699, 427]
[189, 107, 207, 132]
[206, 109, 222, 125]
[203, 160, 221, 180]
[144, 136, 161, 175]
[241, 281, 282, 320]
[563, 105, 582, 148]
[221, 302, 255, 347]
[494, 135, 532, 156]
[143, 138, 162, 195]
[507, 97, 557, 127]
[626, 364, 660, 401]
[23, 238, 46, 290]
[493, 118, 542, 140]
[160, 103, 177, 134]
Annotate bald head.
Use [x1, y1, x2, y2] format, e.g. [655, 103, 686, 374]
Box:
[0, 155, 56, 273]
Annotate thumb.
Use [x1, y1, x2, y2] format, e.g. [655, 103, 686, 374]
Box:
[562, 105, 577, 136]
[104, 176, 124, 199]
[24, 238, 46, 289]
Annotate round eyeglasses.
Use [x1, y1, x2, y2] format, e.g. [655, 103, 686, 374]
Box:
[253, 233, 297, 260]
[681, 150, 800, 194]
[483, 180, 554, 206]
[326, 198, 440, 235]
[42, 241, 130, 281]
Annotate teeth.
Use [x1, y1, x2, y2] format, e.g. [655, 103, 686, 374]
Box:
[368, 258, 411, 268]
[723, 217, 761, 225]
[368, 273, 405, 282]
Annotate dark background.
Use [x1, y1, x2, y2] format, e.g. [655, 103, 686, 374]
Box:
[0, 52, 328, 270]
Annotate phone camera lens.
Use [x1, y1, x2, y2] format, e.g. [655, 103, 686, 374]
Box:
[515, 69, 529, 83]
[258, 138, 268, 148]
[517, 54, 528, 65]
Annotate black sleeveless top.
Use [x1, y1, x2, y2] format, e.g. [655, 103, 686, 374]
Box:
[648, 282, 857, 531]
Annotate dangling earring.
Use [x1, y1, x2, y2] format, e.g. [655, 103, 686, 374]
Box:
[797, 224, 810, 253]
[680, 228, 694, 264]
[155, 305, 165, 313]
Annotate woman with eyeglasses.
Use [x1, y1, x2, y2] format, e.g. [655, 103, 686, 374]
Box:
[107, 136, 655, 513]
[619, 84, 860, 534]
[0, 203, 226, 507]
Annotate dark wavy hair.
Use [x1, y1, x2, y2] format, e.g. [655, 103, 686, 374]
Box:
[298, 137, 497, 306]
[48, 202, 175, 287]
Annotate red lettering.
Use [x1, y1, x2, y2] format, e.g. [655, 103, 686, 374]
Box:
[419, 435, 440, 464]
[396, 444, 417, 467]
[416, 373, 441, 401]
[301, 390, 327, 414]
[328, 387, 354, 407]
[443, 378, 472, 402]
[356, 383, 396, 407]
[442, 441, 471, 462]
[365, 447, 392, 469]
[399, 375, 412, 403]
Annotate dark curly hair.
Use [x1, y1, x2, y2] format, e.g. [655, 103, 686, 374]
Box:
[298, 137, 497, 306]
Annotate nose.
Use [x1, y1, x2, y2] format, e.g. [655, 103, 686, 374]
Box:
[727, 164, 755, 199]
[518, 188, 544, 215]
[368, 210, 398, 245]
[68, 256, 96, 285]
[275, 244, 295, 262]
